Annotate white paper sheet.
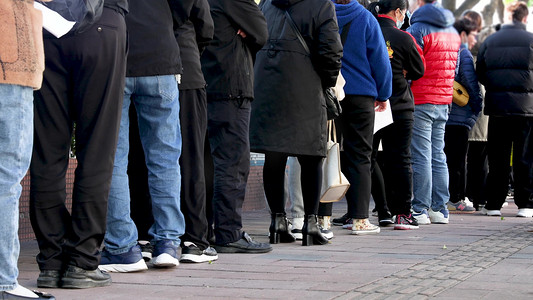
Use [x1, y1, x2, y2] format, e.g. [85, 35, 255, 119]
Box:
[374, 100, 393, 134]
[34, 2, 76, 38]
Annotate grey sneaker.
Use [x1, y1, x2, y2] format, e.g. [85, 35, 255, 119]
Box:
[61, 265, 111, 289]
[447, 200, 475, 214]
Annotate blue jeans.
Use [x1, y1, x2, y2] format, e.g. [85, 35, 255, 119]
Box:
[104, 76, 184, 254]
[0, 84, 33, 290]
[411, 104, 450, 213]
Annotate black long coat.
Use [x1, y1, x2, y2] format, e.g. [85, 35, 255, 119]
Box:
[250, 0, 342, 157]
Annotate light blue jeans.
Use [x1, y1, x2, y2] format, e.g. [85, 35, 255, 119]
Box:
[104, 76, 184, 254]
[411, 104, 450, 213]
[0, 84, 33, 290]
[286, 157, 304, 219]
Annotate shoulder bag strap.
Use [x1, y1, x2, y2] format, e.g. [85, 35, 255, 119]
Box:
[284, 10, 310, 55]
[340, 21, 352, 46]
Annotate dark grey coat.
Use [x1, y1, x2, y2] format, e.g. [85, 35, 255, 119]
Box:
[250, 0, 342, 157]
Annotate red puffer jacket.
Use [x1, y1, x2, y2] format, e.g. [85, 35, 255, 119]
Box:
[407, 3, 460, 105]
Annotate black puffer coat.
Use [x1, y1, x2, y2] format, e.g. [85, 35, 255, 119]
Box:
[477, 22, 533, 117]
[250, 0, 342, 157]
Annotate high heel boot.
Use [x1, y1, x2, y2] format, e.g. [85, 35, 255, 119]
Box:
[302, 215, 329, 246]
[269, 213, 296, 244]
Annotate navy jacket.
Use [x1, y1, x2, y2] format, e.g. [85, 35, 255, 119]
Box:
[447, 45, 482, 129]
[477, 22, 533, 117]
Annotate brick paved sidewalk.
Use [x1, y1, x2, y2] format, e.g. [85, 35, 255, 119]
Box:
[17, 199, 533, 299]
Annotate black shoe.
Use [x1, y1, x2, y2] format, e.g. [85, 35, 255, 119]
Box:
[61, 265, 112, 289]
[37, 270, 61, 288]
[332, 213, 349, 226]
[302, 215, 329, 246]
[213, 232, 272, 253]
[269, 213, 296, 244]
[180, 242, 219, 263]
[0, 290, 55, 300]
[137, 241, 153, 262]
[378, 211, 394, 227]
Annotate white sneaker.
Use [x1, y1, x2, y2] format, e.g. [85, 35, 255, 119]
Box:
[428, 208, 449, 224]
[502, 201, 509, 208]
[351, 219, 380, 235]
[463, 197, 474, 207]
[412, 209, 431, 225]
[481, 207, 501, 216]
[517, 208, 533, 218]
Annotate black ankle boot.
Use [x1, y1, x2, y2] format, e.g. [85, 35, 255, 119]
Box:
[269, 213, 296, 244]
[302, 215, 328, 246]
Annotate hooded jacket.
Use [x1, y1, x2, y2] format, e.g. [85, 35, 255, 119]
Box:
[407, 2, 460, 105]
[447, 45, 482, 129]
[201, 0, 268, 101]
[476, 22, 533, 117]
[376, 15, 425, 119]
[333, 0, 392, 101]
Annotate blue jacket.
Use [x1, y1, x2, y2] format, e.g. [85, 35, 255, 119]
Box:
[333, 1, 392, 101]
[447, 45, 482, 129]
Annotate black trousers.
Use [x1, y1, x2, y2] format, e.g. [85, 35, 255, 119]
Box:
[465, 141, 488, 207]
[263, 152, 323, 216]
[444, 125, 470, 203]
[207, 99, 252, 244]
[371, 118, 414, 216]
[30, 8, 127, 271]
[484, 116, 533, 210]
[340, 95, 375, 219]
[179, 89, 210, 249]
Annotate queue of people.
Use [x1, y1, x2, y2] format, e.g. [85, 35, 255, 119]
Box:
[2, 0, 533, 298]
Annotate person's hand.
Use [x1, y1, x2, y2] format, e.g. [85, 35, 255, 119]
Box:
[237, 29, 247, 38]
[402, 69, 408, 77]
[375, 100, 387, 112]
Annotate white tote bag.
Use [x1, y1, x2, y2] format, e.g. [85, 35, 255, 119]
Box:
[320, 121, 350, 203]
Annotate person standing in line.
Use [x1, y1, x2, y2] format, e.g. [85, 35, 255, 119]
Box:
[367, 0, 425, 230]
[444, 17, 482, 214]
[201, 0, 271, 253]
[333, 0, 392, 235]
[407, 0, 460, 225]
[476, 1, 533, 218]
[30, 0, 128, 289]
[98, 0, 194, 272]
[175, 0, 218, 263]
[250, 0, 342, 246]
[0, 0, 55, 298]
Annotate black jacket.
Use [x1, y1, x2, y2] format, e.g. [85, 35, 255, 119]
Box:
[201, 0, 268, 100]
[377, 16, 424, 119]
[250, 0, 342, 157]
[175, 0, 214, 90]
[126, 0, 194, 77]
[105, 0, 128, 12]
[477, 22, 533, 117]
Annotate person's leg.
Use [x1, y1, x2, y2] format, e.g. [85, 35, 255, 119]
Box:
[263, 152, 289, 213]
[411, 104, 434, 219]
[429, 105, 450, 222]
[0, 84, 33, 291]
[134, 76, 184, 267]
[288, 157, 305, 225]
[381, 118, 414, 216]
[444, 125, 465, 204]
[208, 99, 251, 244]
[179, 88, 210, 250]
[30, 37, 74, 275]
[510, 117, 533, 211]
[370, 131, 391, 220]
[466, 141, 488, 209]
[484, 117, 512, 211]
[340, 95, 375, 220]
[128, 103, 153, 241]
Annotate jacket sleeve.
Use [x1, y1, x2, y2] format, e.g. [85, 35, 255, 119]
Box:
[459, 50, 482, 115]
[190, 0, 214, 51]
[475, 43, 487, 87]
[404, 32, 425, 81]
[407, 23, 425, 52]
[314, 1, 343, 88]
[169, 0, 195, 28]
[224, 0, 268, 55]
[367, 18, 392, 101]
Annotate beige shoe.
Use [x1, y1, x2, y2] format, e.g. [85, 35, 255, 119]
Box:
[351, 219, 380, 235]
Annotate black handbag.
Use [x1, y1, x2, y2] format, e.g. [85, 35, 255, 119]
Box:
[284, 11, 342, 120]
